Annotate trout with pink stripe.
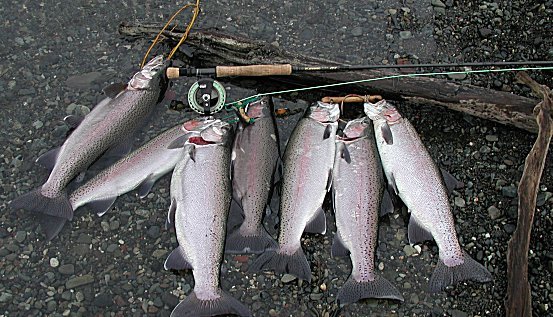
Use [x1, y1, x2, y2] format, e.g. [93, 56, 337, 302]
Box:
[364, 100, 492, 292]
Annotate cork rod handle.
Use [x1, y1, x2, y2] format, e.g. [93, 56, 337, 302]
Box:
[216, 64, 292, 77]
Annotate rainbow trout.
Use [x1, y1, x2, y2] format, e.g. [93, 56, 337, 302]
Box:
[11, 55, 169, 222]
[364, 100, 492, 293]
[69, 117, 217, 217]
[164, 120, 250, 317]
[332, 118, 403, 304]
[225, 96, 280, 254]
[250, 101, 339, 281]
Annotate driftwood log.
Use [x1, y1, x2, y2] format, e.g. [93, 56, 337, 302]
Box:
[119, 22, 542, 133]
[504, 73, 553, 317]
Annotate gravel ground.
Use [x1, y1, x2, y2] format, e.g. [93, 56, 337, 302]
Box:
[1, 1, 552, 316]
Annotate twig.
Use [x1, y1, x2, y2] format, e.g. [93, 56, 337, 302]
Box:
[504, 72, 553, 317]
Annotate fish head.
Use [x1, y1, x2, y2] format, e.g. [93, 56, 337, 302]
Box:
[181, 116, 217, 134]
[364, 100, 402, 124]
[186, 120, 233, 146]
[245, 96, 273, 119]
[128, 55, 170, 93]
[306, 101, 340, 123]
[342, 117, 371, 139]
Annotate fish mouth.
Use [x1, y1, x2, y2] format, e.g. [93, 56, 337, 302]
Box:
[182, 116, 217, 132]
[307, 101, 340, 123]
[364, 100, 402, 123]
[128, 55, 169, 90]
[187, 136, 217, 145]
[342, 117, 370, 138]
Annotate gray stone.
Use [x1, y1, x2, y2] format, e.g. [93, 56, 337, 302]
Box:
[152, 249, 167, 258]
[399, 31, 412, 39]
[479, 28, 492, 37]
[65, 71, 102, 89]
[93, 293, 113, 307]
[76, 233, 92, 244]
[449, 309, 468, 317]
[351, 27, 363, 37]
[147, 226, 161, 239]
[15, 231, 27, 243]
[109, 220, 120, 230]
[66, 274, 94, 289]
[61, 291, 72, 301]
[488, 206, 501, 220]
[32, 120, 44, 129]
[58, 264, 75, 275]
[162, 292, 179, 307]
[447, 73, 467, 80]
[281, 274, 297, 283]
[106, 244, 119, 253]
[75, 292, 85, 302]
[502, 185, 517, 198]
[403, 245, 417, 256]
[431, 0, 446, 7]
[309, 293, 323, 300]
[485, 135, 498, 142]
[454, 197, 466, 208]
[410, 293, 419, 304]
[0, 292, 13, 303]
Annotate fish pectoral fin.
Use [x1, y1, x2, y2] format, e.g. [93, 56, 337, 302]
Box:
[381, 122, 394, 145]
[137, 175, 157, 199]
[440, 168, 463, 195]
[35, 147, 61, 171]
[304, 207, 326, 234]
[63, 115, 83, 128]
[167, 135, 190, 149]
[325, 169, 333, 192]
[87, 196, 117, 217]
[165, 198, 177, 230]
[407, 212, 434, 244]
[331, 231, 349, 257]
[102, 82, 128, 98]
[323, 124, 333, 140]
[164, 246, 193, 270]
[380, 189, 396, 216]
[340, 144, 352, 164]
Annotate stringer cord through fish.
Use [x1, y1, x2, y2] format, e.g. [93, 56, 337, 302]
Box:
[141, 0, 200, 68]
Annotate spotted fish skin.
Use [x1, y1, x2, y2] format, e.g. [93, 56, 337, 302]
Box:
[364, 100, 492, 293]
[165, 121, 251, 317]
[225, 96, 280, 254]
[250, 102, 340, 281]
[11, 55, 169, 222]
[332, 118, 403, 304]
[69, 117, 217, 217]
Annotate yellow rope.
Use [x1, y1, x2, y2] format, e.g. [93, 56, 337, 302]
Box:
[140, 0, 200, 68]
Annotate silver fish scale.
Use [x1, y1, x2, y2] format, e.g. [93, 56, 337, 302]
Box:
[374, 118, 464, 264]
[69, 123, 184, 209]
[42, 88, 161, 199]
[232, 116, 279, 235]
[278, 118, 337, 255]
[173, 143, 231, 299]
[333, 126, 383, 282]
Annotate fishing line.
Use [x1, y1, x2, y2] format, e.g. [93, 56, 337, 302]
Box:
[141, 0, 200, 68]
[224, 66, 553, 107]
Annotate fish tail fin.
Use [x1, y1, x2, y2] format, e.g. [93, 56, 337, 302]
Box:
[337, 275, 404, 305]
[37, 214, 67, 240]
[429, 251, 492, 293]
[225, 226, 278, 254]
[11, 187, 73, 220]
[170, 291, 251, 317]
[249, 247, 312, 282]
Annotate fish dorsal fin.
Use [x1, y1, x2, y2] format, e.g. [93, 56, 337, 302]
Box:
[304, 207, 326, 234]
[63, 115, 83, 128]
[137, 174, 157, 199]
[87, 196, 117, 217]
[381, 122, 393, 145]
[408, 212, 434, 244]
[36, 147, 61, 171]
[331, 231, 349, 257]
[103, 83, 127, 98]
[164, 246, 193, 270]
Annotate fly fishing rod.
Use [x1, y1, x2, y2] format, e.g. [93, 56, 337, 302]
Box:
[166, 61, 553, 114]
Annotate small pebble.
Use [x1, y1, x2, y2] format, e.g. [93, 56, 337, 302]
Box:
[49, 257, 59, 268]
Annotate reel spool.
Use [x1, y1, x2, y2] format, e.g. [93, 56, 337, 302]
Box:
[187, 78, 226, 114]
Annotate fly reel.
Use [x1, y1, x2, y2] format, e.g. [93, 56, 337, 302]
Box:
[187, 78, 226, 114]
